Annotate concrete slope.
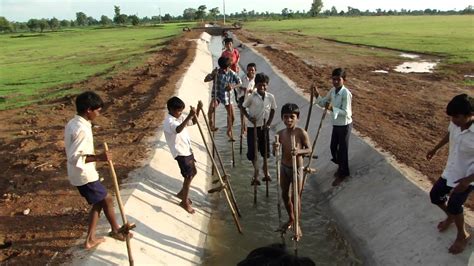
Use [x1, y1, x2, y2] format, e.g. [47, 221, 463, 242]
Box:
[236, 40, 474, 265]
[71, 32, 214, 265]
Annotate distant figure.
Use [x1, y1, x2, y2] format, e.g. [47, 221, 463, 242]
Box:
[204, 56, 242, 139]
[237, 243, 315, 266]
[64, 91, 131, 249]
[275, 103, 311, 240]
[163, 96, 199, 214]
[427, 93, 473, 254]
[242, 72, 276, 185]
[221, 37, 240, 73]
[313, 68, 352, 186]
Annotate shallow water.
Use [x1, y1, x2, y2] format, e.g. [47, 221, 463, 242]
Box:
[200, 35, 360, 265]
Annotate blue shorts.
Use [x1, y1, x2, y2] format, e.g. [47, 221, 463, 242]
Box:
[77, 180, 107, 205]
[176, 154, 197, 179]
[430, 177, 473, 215]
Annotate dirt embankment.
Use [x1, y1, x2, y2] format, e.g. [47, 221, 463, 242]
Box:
[237, 29, 472, 204]
[0, 30, 201, 264]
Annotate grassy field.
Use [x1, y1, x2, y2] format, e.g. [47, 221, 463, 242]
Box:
[245, 15, 474, 62]
[0, 23, 194, 110]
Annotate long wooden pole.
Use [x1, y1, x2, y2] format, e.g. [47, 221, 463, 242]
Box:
[211, 68, 218, 176]
[194, 111, 243, 233]
[263, 118, 269, 198]
[304, 84, 315, 131]
[199, 101, 242, 217]
[274, 135, 282, 227]
[302, 102, 329, 192]
[253, 120, 258, 205]
[104, 142, 134, 266]
[290, 134, 299, 255]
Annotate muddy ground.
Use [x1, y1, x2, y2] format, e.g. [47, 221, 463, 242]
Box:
[0, 27, 472, 264]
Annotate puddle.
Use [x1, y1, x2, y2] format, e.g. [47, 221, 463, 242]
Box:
[399, 53, 420, 59]
[394, 61, 437, 73]
[372, 70, 389, 74]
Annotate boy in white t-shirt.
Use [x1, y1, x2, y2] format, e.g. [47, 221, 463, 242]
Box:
[163, 96, 198, 214]
[235, 63, 257, 135]
[242, 73, 277, 185]
[427, 93, 474, 254]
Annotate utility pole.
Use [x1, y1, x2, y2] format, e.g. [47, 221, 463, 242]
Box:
[223, 0, 226, 25]
[159, 8, 162, 24]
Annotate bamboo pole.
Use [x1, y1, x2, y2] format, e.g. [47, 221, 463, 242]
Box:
[253, 120, 258, 205]
[263, 118, 269, 197]
[290, 134, 299, 255]
[199, 101, 242, 217]
[304, 84, 315, 131]
[104, 142, 134, 266]
[194, 109, 243, 233]
[274, 135, 282, 227]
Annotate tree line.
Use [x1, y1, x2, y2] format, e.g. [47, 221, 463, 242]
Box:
[0, 3, 472, 33]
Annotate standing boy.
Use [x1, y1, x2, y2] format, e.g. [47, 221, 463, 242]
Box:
[313, 68, 352, 186]
[221, 37, 240, 73]
[427, 93, 473, 254]
[235, 63, 257, 134]
[242, 73, 277, 185]
[163, 96, 199, 214]
[65, 91, 129, 249]
[275, 103, 311, 240]
[204, 56, 241, 139]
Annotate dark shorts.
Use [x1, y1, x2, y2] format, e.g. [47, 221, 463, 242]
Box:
[430, 177, 473, 215]
[176, 154, 197, 179]
[280, 164, 304, 182]
[77, 180, 108, 205]
[247, 126, 270, 161]
[237, 96, 245, 109]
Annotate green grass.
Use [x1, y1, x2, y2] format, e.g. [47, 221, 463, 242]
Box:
[245, 16, 474, 62]
[0, 23, 194, 110]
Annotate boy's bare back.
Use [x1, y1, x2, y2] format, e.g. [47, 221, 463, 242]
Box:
[277, 127, 310, 168]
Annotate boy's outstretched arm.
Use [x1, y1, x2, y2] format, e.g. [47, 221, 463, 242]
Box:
[453, 173, 474, 193]
[266, 109, 275, 127]
[426, 132, 449, 160]
[204, 68, 218, 82]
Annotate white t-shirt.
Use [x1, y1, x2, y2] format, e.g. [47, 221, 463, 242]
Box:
[237, 75, 255, 99]
[64, 115, 99, 186]
[442, 121, 474, 187]
[163, 113, 193, 158]
[243, 91, 277, 127]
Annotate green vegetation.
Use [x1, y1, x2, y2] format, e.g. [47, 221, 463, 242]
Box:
[245, 16, 474, 62]
[0, 23, 193, 109]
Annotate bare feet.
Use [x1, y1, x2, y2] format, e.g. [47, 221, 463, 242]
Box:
[251, 178, 261, 186]
[437, 218, 453, 232]
[332, 176, 345, 186]
[179, 201, 195, 214]
[85, 237, 105, 249]
[176, 192, 192, 205]
[262, 175, 272, 182]
[226, 128, 233, 139]
[293, 224, 303, 241]
[448, 234, 471, 254]
[108, 230, 133, 241]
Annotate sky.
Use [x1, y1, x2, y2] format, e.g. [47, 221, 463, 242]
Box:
[1, 0, 472, 22]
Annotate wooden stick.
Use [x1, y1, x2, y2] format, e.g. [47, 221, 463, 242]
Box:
[302, 102, 329, 192]
[274, 135, 282, 227]
[199, 101, 242, 217]
[304, 83, 315, 131]
[239, 115, 243, 155]
[253, 120, 258, 205]
[211, 69, 218, 176]
[104, 142, 134, 266]
[263, 118, 269, 198]
[194, 111, 243, 233]
[290, 134, 300, 251]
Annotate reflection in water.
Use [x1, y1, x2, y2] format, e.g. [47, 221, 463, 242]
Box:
[202, 104, 360, 265]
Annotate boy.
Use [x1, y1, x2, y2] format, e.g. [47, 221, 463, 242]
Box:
[242, 73, 276, 185]
[313, 68, 352, 186]
[221, 37, 240, 73]
[235, 63, 257, 134]
[427, 93, 473, 254]
[275, 103, 311, 240]
[163, 96, 198, 214]
[64, 91, 129, 250]
[204, 56, 241, 139]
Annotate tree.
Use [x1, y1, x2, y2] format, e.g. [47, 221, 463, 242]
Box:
[48, 17, 59, 30]
[76, 12, 88, 26]
[60, 19, 70, 27]
[0, 16, 11, 32]
[309, 0, 323, 16]
[330, 6, 338, 16]
[27, 18, 39, 32]
[100, 15, 112, 26]
[113, 5, 127, 24]
[38, 19, 48, 32]
[87, 16, 98, 25]
[195, 5, 207, 21]
[183, 8, 197, 20]
[163, 13, 172, 21]
[282, 8, 289, 18]
[208, 7, 220, 20]
[129, 15, 139, 26]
